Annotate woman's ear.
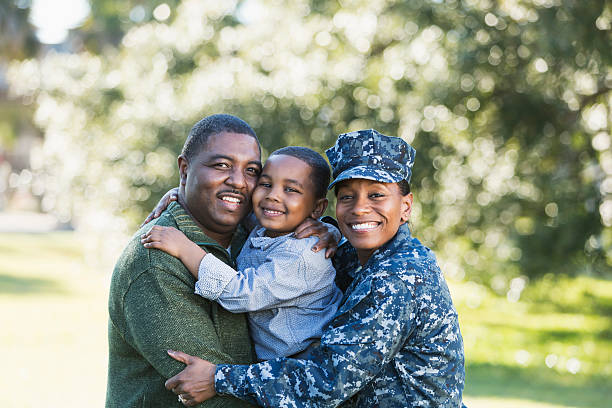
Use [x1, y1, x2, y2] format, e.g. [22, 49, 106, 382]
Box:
[311, 198, 329, 219]
[177, 155, 188, 186]
[400, 193, 413, 223]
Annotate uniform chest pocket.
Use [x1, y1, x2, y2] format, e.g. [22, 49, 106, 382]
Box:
[322, 279, 376, 345]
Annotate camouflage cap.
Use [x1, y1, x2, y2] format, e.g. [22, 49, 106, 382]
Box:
[326, 129, 416, 190]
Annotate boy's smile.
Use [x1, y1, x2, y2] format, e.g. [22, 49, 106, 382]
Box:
[252, 154, 325, 238]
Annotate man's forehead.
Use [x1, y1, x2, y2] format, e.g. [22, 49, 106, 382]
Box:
[199, 131, 261, 162]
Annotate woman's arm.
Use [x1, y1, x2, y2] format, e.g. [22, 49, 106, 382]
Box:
[166, 275, 414, 407]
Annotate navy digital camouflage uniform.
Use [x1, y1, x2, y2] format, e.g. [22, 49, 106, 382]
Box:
[213, 130, 466, 407]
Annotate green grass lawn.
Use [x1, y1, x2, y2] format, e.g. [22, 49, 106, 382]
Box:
[1, 232, 611, 407]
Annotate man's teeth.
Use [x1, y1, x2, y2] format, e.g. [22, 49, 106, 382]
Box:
[351, 222, 378, 230]
[222, 197, 241, 203]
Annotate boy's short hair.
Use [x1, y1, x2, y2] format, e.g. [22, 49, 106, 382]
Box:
[269, 146, 330, 200]
[181, 114, 260, 161]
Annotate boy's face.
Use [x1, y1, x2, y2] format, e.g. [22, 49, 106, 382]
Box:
[252, 154, 326, 237]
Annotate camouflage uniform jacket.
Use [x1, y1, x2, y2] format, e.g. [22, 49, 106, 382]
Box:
[215, 222, 465, 407]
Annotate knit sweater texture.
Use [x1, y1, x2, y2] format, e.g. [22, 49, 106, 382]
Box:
[106, 201, 256, 407]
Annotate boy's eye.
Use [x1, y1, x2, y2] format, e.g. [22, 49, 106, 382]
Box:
[285, 187, 300, 193]
[259, 182, 272, 188]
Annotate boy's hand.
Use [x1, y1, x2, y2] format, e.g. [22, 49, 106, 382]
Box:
[141, 226, 207, 279]
[294, 218, 341, 259]
[141, 188, 179, 226]
[141, 225, 187, 258]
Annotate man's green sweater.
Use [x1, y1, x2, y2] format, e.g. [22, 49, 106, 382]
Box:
[106, 202, 255, 407]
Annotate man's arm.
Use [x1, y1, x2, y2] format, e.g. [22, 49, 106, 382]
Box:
[123, 266, 252, 406]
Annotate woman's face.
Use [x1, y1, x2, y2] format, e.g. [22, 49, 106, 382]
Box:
[335, 178, 412, 265]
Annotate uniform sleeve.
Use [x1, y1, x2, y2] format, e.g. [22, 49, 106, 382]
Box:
[123, 267, 250, 408]
[214, 275, 414, 407]
[195, 246, 328, 313]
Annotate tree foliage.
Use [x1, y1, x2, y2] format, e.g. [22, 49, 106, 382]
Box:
[7, 0, 612, 286]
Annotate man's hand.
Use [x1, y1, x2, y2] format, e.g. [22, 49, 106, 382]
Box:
[140, 188, 179, 226]
[294, 217, 340, 259]
[165, 350, 217, 406]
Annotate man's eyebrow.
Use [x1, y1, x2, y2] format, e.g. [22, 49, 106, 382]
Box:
[206, 155, 262, 168]
[249, 160, 263, 168]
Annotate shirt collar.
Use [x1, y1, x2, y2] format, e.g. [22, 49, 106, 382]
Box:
[248, 226, 292, 250]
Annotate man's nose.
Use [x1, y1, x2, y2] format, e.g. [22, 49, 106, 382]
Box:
[226, 168, 247, 189]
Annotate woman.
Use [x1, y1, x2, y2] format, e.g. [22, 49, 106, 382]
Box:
[166, 129, 466, 407]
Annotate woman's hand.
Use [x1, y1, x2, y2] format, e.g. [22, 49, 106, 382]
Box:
[294, 217, 340, 259]
[165, 350, 217, 406]
[140, 187, 179, 226]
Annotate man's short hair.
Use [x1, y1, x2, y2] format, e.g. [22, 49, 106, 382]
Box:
[181, 114, 260, 161]
[269, 146, 330, 200]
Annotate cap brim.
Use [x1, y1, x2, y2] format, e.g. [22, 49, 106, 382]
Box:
[328, 165, 404, 190]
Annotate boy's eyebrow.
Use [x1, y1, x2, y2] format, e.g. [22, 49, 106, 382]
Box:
[284, 178, 305, 188]
[259, 174, 305, 188]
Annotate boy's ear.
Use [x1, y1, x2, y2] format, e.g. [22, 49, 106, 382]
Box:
[177, 155, 188, 186]
[400, 193, 413, 223]
[310, 198, 328, 219]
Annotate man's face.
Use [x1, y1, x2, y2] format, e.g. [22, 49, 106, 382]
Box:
[179, 131, 261, 243]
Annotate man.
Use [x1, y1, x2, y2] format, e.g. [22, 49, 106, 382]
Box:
[106, 114, 336, 407]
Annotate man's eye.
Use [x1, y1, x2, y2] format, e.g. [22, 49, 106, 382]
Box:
[214, 162, 230, 169]
[247, 167, 261, 176]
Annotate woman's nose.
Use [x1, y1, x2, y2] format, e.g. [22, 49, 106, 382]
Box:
[351, 195, 370, 215]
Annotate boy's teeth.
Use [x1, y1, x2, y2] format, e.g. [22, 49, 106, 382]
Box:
[351, 222, 378, 230]
[265, 209, 283, 215]
[222, 197, 241, 203]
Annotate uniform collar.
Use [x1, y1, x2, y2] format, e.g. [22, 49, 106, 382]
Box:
[338, 222, 413, 278]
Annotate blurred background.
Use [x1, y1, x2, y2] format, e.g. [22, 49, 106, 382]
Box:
[1, 0, 611, 406]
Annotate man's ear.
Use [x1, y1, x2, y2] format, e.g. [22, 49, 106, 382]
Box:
[400, 193, 413, 223]
[310, 198, 328, 219]
[177, 155, 188, 186]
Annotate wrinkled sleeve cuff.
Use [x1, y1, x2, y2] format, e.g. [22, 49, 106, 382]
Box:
[215, 364, 250, 397]
[194, 255, 237, 300]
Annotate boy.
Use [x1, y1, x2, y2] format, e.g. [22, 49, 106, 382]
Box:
[141, 146, 343, 360]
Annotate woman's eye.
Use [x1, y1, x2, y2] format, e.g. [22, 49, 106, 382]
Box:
[339, 195, 353, 201]
[370, 193, 385, 198]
